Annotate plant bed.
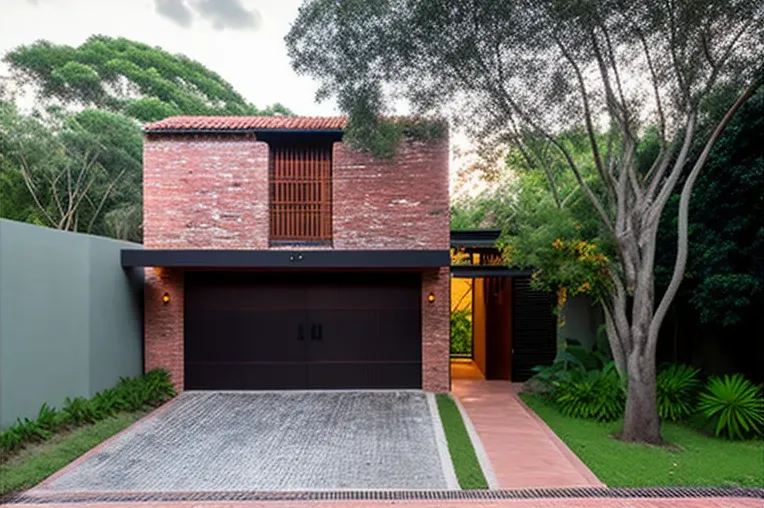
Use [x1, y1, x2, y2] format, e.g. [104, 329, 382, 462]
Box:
[0, 410, 148, 496]
[521, 394, 764, 487]
[435, 393, 488, 489]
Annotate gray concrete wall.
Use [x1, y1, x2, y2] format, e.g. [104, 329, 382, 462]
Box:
[0, 219, 143, 428]
[558, 295, 604, 351]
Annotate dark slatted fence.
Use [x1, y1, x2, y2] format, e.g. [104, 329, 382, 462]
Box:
[512, 275, 557, 381]
[269, 142, 332, 242]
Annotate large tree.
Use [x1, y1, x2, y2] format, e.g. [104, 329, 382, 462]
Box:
[5, 35, 290, 122]
[286, 0, 764, 443]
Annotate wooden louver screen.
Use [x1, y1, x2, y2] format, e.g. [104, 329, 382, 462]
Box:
[269, 143, 332, 242]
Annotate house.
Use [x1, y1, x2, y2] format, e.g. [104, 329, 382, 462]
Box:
[121, 116, 451, 392]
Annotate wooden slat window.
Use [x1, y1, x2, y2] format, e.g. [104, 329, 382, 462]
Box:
[269, 142, 332, 243]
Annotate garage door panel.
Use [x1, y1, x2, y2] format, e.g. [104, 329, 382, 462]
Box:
[186, 310, 305, 363]
[307, 362, 421, 389]
[185, 362, 308, 390]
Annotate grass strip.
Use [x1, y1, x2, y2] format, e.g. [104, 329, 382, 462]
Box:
[521, 394, 764, 487]
[0, 410, 147, 496]
[436, 393, 488, 489]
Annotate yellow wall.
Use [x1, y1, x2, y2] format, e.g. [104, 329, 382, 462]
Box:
[451, 278, 473, 313]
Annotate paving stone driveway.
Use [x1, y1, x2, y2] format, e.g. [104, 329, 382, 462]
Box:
[34, 391, 456, 493]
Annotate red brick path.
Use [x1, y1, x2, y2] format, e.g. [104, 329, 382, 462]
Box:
[452, 378, 604, 489]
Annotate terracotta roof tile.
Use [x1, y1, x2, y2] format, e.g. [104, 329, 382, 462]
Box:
[144, 116, 347, 132]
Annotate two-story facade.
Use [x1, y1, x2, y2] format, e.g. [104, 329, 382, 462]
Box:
[121, 116, 451, 393]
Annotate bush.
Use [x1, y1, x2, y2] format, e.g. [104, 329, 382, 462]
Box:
[61, 397, 100, 426]
[552, 362, 625, 422]
[698, 374, 764, 440]
[0, 368, 175, 456]
[450, 310, 472, 356]
[656, 364, 701, 422]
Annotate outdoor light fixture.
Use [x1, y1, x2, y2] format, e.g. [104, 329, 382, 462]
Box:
[162, 292, 171, 304]
[427, 292, 436, 303]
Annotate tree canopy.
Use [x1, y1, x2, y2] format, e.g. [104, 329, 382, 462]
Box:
[5, 35, 290, 122]
[287, 0, 764, 444]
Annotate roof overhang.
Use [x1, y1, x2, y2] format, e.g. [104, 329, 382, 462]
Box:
[121, 249, 450, 269]
[450, 265, 531, 278]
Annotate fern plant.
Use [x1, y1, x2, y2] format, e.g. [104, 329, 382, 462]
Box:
[698, 374, 764, 440]
[0, 427, 24, 454]
[656, 364, 701, 422]
[61, 396, 100, 426]
[553, 362, 625, 422]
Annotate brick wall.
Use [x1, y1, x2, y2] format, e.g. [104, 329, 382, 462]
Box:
[143, 132, 450, 392]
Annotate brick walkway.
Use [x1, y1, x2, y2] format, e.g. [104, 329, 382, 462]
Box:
[451, 378, 604, 489]
[13, 498, 763, 507]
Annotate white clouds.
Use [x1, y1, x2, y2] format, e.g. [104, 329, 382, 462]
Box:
[154, 0, 262, 31]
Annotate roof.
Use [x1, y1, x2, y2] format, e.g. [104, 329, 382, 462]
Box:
[450, 229, 502, 248]
[144, 116, 348, 133]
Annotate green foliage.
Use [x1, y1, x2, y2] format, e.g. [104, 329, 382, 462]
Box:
[656, 90, 764, 329]
[61, 397, 100, 426]
[530, 338, 611, 391]
[0, 100, 144, 241]
[1, 411, 147, 495]
[552, 362, 625, 422]
[656, 364, 701, 422]
[522, 393, 764, 487]
[4, 36, 288, 121]
[344, 114, 446, 159]
[450, 310, 472, 356]
[435, 394, 488, 489]
[0, 369, 175, 457]
[698, 374, 764, 440]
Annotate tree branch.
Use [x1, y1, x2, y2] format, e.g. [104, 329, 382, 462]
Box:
[649, 75, 762, 344]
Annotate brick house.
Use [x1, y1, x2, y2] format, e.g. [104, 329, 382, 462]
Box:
[121, 116, 451, 393]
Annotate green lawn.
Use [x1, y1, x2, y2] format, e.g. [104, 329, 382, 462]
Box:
[435, 393, 488, 489]
[521, 394, 764, 487]
[0, 410, 147, 496]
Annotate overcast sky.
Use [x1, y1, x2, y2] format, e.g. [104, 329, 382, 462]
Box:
[0, 0, 338, 115]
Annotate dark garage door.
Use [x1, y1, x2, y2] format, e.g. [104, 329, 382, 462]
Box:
[184, 272, 422, 390]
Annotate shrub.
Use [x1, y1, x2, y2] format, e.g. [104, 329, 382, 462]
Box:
[698, 374, 764, 440]
[552, 362, 625, 422]
[450, 310, 472, 356]
[656, 364, 701, 422]
[0, 369, 175, 458]
[0, 427, 24, 454]
[61, 396, 100, 426]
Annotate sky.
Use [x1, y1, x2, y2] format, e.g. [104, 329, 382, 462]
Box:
[0, 0, 337, 116]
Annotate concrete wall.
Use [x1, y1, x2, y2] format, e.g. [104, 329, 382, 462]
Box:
[559, 295, 604, 351]
[0, 219, 143, 428]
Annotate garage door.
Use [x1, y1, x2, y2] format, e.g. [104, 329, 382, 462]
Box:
[184, 272, 422, 390]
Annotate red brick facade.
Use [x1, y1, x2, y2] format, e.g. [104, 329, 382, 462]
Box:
[143, 128, 450, 392]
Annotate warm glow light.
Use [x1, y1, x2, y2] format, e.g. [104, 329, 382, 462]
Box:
[427, 292, 436, 303]
[162, 292, 171, 304]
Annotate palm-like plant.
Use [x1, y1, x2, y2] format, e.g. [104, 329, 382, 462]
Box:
[656, 364, 701, 422]
[698, 374, 764, 439]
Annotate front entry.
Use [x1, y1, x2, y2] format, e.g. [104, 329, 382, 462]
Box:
[184, 272, 422, 390]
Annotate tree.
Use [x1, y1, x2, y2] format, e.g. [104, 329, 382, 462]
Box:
[5, 35, 290, 122]
[286, 0, 764, 443]
[0, 101, 143, 241]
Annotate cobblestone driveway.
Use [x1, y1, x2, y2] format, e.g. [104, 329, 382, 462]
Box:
[34, 391, 457, 493]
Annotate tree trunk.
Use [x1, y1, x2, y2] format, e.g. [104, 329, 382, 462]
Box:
[621, 357, 662, 444]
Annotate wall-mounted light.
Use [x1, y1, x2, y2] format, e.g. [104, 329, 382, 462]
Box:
[427, 292, 436, 303]
[162, 292, 171, 304]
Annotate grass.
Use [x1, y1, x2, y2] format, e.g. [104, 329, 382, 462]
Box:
[435, 393, 488, 489]
[0, 410, 147, 496]
[521, 394, 764, 487]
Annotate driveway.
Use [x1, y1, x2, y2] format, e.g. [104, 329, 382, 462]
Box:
[32, 391, 458, 493]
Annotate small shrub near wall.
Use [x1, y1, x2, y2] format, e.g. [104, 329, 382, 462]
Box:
[450, 310, 472, 356]
[0, 369, 175, 458]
